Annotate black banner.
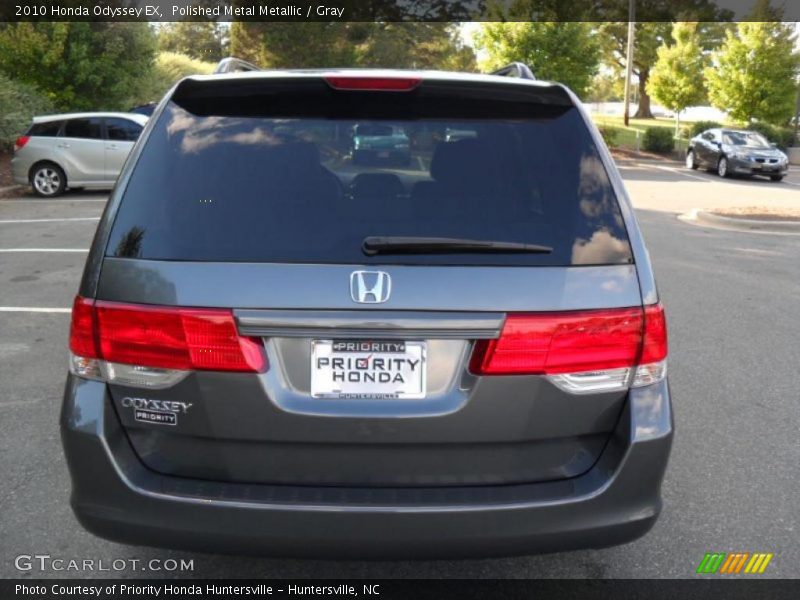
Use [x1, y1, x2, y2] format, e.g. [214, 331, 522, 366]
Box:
[2, 0, 800, 22]
[2, 579, 800, 600]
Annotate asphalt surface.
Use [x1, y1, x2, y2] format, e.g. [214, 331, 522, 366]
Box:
[0, 162, 799, 579]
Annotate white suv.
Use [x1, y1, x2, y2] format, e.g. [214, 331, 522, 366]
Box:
[11, 112, 148, 197]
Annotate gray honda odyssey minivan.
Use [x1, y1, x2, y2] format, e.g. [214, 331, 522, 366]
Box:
[62, 67, 672, 558]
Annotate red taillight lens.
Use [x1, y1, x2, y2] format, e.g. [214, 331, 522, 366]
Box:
[69, 296, 100, 359]
[14, 136, 30, 152]
[323, 76, 421, 91]
[470, 307, 647, 375]
[641, 304, 668, 363]
[69, 297, 266, 373]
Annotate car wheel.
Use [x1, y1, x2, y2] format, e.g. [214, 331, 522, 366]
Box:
[770, 175, 784, 182]
[686, 150, 698, 170]
[717, 157, 729, 178]
[31, 163, 66, 197]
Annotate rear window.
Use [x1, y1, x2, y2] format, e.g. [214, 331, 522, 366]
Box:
[28, 121, 62, 137]
[107, 81, 632, 266]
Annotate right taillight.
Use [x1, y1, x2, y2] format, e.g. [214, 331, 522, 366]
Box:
[14, 136, 30, 152]
[470, 304, 667, 393]
[68, 296, 267, 389]
[631, 303, 668, 388]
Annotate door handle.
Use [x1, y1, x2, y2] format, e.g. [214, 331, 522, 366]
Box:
[57, 143, 70, 149]
[106, 144, 118, 150]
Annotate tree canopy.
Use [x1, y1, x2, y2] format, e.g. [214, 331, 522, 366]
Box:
[474, 22, 600, 97]
[706, 20, 800, 124]
[230, 23, 475, 71]
[648, 22, 707, 126]
[0, 23, 156, 112]
[157, 21, 228, 63]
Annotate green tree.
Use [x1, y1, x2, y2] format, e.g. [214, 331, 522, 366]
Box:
[0, 74, 53, 151]
[648, 22, 707, 133]
[0, 23, 156, 111]
[130, 52, 216, 106]
[355, 23, 475, 71]
[230, 22, 475, 71]
[705, 20, 800, 124]
[157, 21, 227, 63]
[474, 22, 600, 97]
[230, 23, 361, 68]
[585, 72, 624, 103]
[598, 1, 730, 118]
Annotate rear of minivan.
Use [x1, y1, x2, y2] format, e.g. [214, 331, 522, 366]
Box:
[61, 70, 672, 558]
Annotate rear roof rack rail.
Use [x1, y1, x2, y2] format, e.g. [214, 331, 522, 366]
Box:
[490, 62, 536, 80]
[214, 57, 261, 74]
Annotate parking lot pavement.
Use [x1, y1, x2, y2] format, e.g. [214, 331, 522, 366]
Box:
[617, 160, 800, 215]
[1, 165, 798, 579]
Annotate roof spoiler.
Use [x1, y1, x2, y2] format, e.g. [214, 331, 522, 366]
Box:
[490, 62, 536, 81]
[214, 57, 261, 74]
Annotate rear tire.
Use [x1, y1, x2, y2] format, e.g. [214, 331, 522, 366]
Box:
[30, 162, 66, 197]
[770, 175, 784, 182]
[717, 157, 730, 178]
[686, 150, 698, 170]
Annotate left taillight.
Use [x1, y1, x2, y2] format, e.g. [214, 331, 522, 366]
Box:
[69, 296, 267, 388]
[14, 136, 30, 152]
[470, 305, 667, 393]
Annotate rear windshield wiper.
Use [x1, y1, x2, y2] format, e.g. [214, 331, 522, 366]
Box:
[362, 236, 553, 256]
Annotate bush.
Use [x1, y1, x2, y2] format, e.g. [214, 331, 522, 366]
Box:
[642, 127, 675, 153]
[597, 125, 619, 148]
[746, 122, 796, 151]
[129, 51, 216, 106]
[686, 120, 723, 138]
[0, 74, 53, 152]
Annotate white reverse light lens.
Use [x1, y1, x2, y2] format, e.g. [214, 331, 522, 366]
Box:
[103, 362, 189, 389]
[631, 360, 668, 388]
[547, 361, 667, 394]
[69, 353, 189, 389]
[547, 367, 631, 394]
[69, 353, 104, 381]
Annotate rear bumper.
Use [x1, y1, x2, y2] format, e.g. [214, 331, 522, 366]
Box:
[10, 153, 32, 185]
[61, 375, 673, 558]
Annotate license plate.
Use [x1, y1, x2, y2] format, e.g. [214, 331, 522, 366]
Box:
[377, 151, 390, 158]
[311, 340, 426, 399]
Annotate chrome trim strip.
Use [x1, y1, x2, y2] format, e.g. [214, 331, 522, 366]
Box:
[235, 310, 504, 339]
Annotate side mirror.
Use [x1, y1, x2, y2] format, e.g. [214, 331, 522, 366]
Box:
[770, 143, 778, 149]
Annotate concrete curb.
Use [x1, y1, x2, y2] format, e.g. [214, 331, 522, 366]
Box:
[679, 209, 800, 234]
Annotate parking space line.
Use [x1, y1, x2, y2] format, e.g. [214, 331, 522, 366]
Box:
[654, 165, 713, 182]
[0, 307, 71, 313]
[0, 248, 88, 253]
[0, 217, 100, 224]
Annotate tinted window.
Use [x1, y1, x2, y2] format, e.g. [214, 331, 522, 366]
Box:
[108, 98, 632, 266]
[722, 131, 770, 148]
[28, 121, 62, 137]
[106, 118, 142, 142]
[63, 118, 103, 140]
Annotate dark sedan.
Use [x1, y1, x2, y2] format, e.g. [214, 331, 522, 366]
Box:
[686, 128, 789, 181]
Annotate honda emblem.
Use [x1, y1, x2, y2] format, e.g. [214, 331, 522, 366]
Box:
[350, 271, 391, 304]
